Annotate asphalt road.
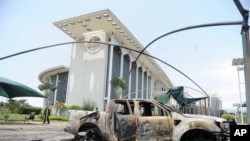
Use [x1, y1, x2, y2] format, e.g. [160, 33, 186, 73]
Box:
[0, 120, 75, 141]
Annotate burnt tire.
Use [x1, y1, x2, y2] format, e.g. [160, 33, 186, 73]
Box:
[74, 135, 85, 141]
[85, 129, 103, 141]
[181, 130, 217, 141]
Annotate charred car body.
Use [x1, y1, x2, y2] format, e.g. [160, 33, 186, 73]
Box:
[64, 99, 235, 141]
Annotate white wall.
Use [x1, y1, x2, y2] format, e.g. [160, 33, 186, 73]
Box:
[66, 31, 108, 111]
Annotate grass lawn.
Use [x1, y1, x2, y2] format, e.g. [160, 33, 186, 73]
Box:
[0, 114, 68, 122]
[0, 114, 42, 121]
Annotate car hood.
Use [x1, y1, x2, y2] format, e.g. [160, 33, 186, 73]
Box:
[183, 114, 226, 122]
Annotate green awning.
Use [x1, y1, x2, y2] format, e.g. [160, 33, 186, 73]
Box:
[157, 86, 207, 106]
[0, 77, 46, 99]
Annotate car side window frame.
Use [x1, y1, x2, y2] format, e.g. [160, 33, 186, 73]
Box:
[114, 100, 133, 115]
[139, 101, 170, 117]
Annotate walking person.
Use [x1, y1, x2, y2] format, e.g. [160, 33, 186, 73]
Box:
[43, 107, 51, 124]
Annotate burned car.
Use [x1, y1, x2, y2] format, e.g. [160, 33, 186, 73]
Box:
[64, 99, 235, 141]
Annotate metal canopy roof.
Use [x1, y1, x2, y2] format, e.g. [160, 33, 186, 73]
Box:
[39, 65, 69, 83]
[53, 9, 172, 87]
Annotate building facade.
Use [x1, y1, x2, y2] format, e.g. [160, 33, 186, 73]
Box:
[39, 66, 69, 107]
[210, 94, 222, 117]
[39, 9, 173, 111]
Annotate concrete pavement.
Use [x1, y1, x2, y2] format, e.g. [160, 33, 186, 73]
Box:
[0, 120, 75, 141]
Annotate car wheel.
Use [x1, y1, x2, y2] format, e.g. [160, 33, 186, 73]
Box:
[181, 130, 217, 141]
[74, 135, 85, 141]
[85, 129, 103, 141]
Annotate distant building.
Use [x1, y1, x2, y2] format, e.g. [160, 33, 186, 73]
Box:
[210, 94, 222, 117]
[39, 9, 173, 111]
[39, 66, 69, 107]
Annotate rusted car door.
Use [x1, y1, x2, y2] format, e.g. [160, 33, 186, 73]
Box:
[114, 100, 137, 141]
[137, 101, 172, 141]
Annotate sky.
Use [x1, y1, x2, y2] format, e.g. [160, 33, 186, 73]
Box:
[0, 0, 249, 112]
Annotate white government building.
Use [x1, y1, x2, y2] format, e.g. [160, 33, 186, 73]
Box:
[38, 9, 174, 111]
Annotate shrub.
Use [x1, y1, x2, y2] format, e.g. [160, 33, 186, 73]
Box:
[18, 107, 42, 114]
[49, 115, 68, 121]
[36, 114, 44, 120]
[82, 98, 96, 111]
[68, 105, 82, 110]
[221, 113, 235, 120]
[35, 114, 68, 121]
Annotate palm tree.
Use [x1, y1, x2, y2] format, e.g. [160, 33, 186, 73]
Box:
[110, 77, 126, 99]
[38, 82, 57, 98]
[38, 82, 57, 122]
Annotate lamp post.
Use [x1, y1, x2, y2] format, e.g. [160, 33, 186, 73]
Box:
[232, 58, 244, 124]
[233, 0, 250, 124]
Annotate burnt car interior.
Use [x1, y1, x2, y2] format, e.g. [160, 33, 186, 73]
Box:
[115, 103, 129, 115]
[139, 101, 168, 117]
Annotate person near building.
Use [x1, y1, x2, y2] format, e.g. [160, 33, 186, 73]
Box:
[43, 107, 51, 124]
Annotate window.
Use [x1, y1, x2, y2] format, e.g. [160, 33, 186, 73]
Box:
[139, 102, 153, 116]
[115, 102, 130, 115]
[139, 102, 166, 116]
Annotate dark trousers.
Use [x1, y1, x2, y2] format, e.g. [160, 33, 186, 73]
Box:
[43, 115, 50, 124]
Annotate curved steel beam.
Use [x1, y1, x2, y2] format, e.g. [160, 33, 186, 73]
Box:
[134, 21, 243, 69]
[0, 41, 208, 97]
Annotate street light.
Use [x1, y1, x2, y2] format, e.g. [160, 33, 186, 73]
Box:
[233, 0, 250, 124]
[232, 58, 244, 124]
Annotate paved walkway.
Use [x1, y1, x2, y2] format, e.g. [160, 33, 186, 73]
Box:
[0, 120, 74, 141]
[1, 120, 66, 126]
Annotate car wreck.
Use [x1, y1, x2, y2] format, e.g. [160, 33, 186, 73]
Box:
[64, 99, 236, 141]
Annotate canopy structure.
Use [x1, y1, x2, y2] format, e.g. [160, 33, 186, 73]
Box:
[242, 101, 247, 107]
[0, 77, 45, 99]
[157, 86, 207, 106]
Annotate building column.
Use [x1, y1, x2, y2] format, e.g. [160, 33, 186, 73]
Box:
[120, 52, 124, 77]
[145, 71, 148, 99]
[107, 45, 114, 101]
[141, 68, 144, 99]
[54, 74, 59, 105]
[128, 60, 132, 99]
[135, 66, 139, 98]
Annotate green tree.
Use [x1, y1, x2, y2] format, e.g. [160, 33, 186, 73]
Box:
[38, 82, 57, 98]
[17, 99, 29, 107]
[110, 77, 126, 99]
[16, 99, 30, 113]
[0, 101, 5, 107]
[6, 99, 18, 113]
[5, 99, 31, 114]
